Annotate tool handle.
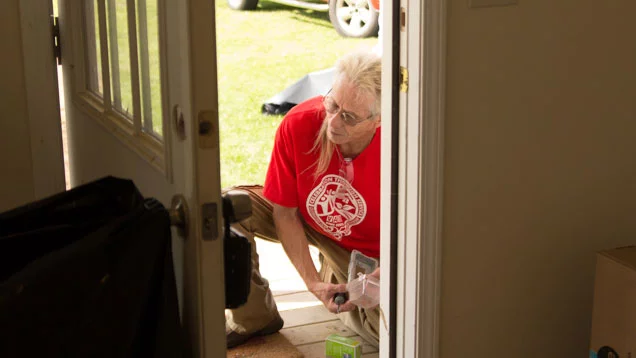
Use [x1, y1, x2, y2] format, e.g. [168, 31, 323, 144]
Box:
[334, 292, 348, 305]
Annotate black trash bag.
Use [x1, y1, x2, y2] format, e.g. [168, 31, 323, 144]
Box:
[0, 176, 186, 358]
[0, 176, 143, 282]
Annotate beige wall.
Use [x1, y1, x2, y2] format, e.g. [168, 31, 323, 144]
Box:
[441, 0, 636, 356]
[0, 0, 35, 212]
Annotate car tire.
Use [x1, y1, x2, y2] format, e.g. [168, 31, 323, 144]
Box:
[328, 0, 379, 38]
[227, 0, 259, 11]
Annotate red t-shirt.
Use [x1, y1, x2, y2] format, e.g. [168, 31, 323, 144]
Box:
[263, 96, 381, 258]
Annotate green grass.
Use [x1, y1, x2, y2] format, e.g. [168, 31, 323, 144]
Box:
[107, 0, 163, 136]
[216, 0, 376, 187]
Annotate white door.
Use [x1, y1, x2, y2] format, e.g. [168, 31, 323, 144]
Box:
[56, 0, 226, 356]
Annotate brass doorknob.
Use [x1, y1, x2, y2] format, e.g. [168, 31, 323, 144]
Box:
[170, 194, 188, 237]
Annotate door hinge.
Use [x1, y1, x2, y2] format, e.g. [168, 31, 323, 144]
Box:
[399, 66, 409, 93]
[52, 16, 62, 65]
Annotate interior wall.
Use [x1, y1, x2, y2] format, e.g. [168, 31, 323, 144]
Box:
[0, 0, 35, 213]
[441, 0, 636, 356]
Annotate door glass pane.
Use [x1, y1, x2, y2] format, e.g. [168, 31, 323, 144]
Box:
[84, 0, 103, 96]
[137, 0, 163, 138]
[81, 0, 164, 142]
[106, 0, 133, 119]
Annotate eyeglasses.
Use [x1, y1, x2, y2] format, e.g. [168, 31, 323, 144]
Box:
[323, 90, 376, 127]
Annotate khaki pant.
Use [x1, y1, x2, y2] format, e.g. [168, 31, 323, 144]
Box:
[224, 185, 380, 347]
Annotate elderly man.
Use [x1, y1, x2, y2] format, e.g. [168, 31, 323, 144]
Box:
[226, 50, 382, 349]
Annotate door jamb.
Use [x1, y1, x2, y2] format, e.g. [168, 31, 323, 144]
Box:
[410, 0, 446, 356]
[379, 0, 446, 356]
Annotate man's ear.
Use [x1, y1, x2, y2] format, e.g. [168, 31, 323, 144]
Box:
[374, 115, 382, 129]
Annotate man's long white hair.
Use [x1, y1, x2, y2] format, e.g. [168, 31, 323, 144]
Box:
[309, 51, 382, 179]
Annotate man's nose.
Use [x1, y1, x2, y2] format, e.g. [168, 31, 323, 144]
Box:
[328, 111, 346, 128]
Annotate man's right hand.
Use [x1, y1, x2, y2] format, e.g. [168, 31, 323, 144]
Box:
[308, 281, 356, 314]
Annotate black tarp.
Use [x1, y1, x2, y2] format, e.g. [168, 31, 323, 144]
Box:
[261, 67, 334, 115]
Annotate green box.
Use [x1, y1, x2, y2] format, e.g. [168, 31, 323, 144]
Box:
[325, 334, 362, 358]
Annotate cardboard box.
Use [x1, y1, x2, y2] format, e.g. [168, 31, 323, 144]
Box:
[589, 246, 636, 358]
[325, 334, 362, 358]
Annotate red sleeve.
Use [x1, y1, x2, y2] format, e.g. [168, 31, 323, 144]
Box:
[263, 117, 298, 207]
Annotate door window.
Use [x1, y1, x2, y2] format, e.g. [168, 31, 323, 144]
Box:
[81, 0, 164, 141]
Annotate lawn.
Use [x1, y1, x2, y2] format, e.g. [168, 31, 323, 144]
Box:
[215, 0, 377, 187]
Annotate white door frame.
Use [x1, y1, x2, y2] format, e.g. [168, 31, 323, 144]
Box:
[379, 0, 446, 356]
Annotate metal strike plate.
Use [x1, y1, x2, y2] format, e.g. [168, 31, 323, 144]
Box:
[399, 67, 409, 93]
[201, 202, 219, 241]
[198, 110, 219, 149]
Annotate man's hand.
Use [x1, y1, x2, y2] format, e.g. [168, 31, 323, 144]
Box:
[308, 281, 356, 314]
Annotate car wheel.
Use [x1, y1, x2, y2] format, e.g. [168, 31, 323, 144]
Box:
[328, 0, 379, 38]
[227, 0, 259, 11]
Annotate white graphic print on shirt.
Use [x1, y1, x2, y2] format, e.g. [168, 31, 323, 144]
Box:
[306, 175, 366, 240]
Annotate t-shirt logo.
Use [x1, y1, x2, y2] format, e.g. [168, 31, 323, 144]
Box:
[306, 175, 366, 240]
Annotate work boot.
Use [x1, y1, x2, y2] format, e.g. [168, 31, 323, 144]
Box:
[225, 313, 284, 349]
